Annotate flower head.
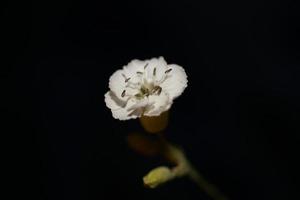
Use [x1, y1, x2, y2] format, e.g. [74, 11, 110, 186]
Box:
[105, 57, 188, 120]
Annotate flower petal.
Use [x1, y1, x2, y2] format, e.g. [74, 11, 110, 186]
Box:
[109, 97, 141, 120]
[111, 107, 140, 120]
[127, 97, 148, 111]
[109, 69, 127, 99]
[160, 64, 188, 100]
[104, 91, 126, 110]
[109, 69, 139, 98]
[145, 57, 168, 84]
[144, 92, 171, 116]
[124, 59, 146, 78]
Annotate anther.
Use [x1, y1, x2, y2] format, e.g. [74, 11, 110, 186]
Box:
[121, 90, 126, 97]
[152, 86, 162, 95]
[157, 87, 162, 95]
[153, 67, 156, 76]
[125, 77, 131, 83]
[144, 63, 149, 69]
[136, 71, 143, 75]
[165, 68, 172, 74]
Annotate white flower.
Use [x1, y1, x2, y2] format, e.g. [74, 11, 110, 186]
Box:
[104, 56, 188, 120]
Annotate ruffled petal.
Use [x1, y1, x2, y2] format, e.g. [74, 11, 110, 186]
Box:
[111, 107, 139, 120]
[109, 69, 140, 99]
[127, 97, 148, 111]
[144, 57, 168, 84]
[124, 59, 146, 78]
[144, 92, 171, 116]
[104, 91, 126, 110]
[109, 69, 127, 99]
[122, 59, 147, 91]
[107, 96, 141, 120]
[160, 64, 188, 100]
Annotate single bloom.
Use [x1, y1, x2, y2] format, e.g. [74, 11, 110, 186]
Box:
[104, 56, 188, 120]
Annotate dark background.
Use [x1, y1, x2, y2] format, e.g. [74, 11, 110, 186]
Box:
[3, 0, 300, 199]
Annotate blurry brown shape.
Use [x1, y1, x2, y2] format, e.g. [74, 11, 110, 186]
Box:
[139, 111, 169, 133]
[127, 132, 162, 157]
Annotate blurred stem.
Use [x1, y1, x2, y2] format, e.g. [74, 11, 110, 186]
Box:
[139, 112, 228, 200]
[164, 141, 229, 200]
[188, 162, 229, 200]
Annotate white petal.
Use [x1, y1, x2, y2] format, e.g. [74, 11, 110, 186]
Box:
[160, 64, 188, 100]
[111, 107, 139, 120]
[109, 69, 139, 98]
[104, 91, 125, 110]
[127, 97, 148, 111]
[145, 57, 168, 83]
[105, 91, 143, 120]
[122, 59, 148, 88]
[144, 92, 172, 116]
[110, 97, 141, 120]
[124, 59, 146, 78]
[109, 69, 127, 99]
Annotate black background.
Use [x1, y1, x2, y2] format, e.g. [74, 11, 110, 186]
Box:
[3, 0, 300, 199]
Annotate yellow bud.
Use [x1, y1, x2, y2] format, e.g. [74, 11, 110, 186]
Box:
[143, 166, 174, 188]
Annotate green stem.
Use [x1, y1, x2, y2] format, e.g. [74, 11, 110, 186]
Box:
[188, 164, 229, 200]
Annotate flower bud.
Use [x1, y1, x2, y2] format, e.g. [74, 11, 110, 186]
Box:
[143, 166, 174, 188]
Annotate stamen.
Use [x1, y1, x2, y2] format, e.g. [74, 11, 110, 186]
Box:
[157, 88, 162, 95]
[122, 73, 127, 79]
[144, 63, 148, 69]
[141, 87, 149, 95]
[125, 77, 131, 83]
[152, 86, 162, 95]
[136, 71, 143, 75]
[165, 68, 172, 74]
[153, 67, 156, 76]
[121, 90, 126, 97]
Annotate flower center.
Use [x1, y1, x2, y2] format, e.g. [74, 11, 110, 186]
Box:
[121, 63, 172, 99]
[141, 84, 162, 96]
